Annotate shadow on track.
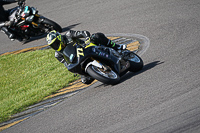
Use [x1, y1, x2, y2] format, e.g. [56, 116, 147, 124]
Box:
[93, 61, 164, 87]
[119, 61, 164, 83]
[61, 23, 81, 33]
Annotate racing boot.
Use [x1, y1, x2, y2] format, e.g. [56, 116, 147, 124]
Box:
[107, 40, 126, 51]
[1, 26, 15, 41]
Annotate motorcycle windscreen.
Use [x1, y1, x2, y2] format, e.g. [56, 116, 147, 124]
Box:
[63, 44, 77, 63]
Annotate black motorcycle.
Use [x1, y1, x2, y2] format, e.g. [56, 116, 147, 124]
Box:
[9, 0, 62, 40]
[63, 39, 143, 85]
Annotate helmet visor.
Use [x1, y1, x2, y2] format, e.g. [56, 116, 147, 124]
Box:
[50, 39, 62, 51]
[47, 32, 64, 51]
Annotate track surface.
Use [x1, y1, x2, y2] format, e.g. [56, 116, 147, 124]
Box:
[1, 0, 200, 132]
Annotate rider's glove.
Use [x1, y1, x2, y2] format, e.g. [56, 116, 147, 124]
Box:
[65, 30, 72, 38]
[85, 37, 91, 45]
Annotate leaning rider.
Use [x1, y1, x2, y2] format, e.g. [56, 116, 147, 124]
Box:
[46, 30, 126, 84]
[0, 0, 25, 41]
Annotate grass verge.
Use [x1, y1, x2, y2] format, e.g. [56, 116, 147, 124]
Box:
[0, 49, 79, 123]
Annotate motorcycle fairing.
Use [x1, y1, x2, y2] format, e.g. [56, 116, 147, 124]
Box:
[63, 43, 77, 64]
[64, 45, 121, 75]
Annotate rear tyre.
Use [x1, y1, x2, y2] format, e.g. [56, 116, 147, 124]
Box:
[42, 18, 62, 33]
[128, 53, 143, 72]
[86, 65, 120, 85]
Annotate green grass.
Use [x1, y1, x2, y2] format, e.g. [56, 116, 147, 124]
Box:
[0, 49, 79, 123]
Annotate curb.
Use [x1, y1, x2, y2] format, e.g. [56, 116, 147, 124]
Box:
[0, 45, 50, 56]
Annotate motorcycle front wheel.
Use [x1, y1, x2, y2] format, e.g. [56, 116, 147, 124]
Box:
[42, 18, 62, 33]
[86, 65, 120, 85]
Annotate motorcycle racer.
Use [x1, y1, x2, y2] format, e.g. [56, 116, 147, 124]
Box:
[0, 0, 25, 41]
[46, 30, 126, 84]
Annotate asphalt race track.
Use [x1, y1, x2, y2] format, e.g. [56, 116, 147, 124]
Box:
[1, 0, 200, 132]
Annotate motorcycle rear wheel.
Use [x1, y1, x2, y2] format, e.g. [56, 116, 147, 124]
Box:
[86, 65, 120, 85]
[128, 52, 143, 72]
[42, 18, 62, 33]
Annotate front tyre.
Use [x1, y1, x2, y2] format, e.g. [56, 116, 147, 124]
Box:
[86, 65, 120, 85]
[128, 53, 143, 72]
[42, 18, 62, 33]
